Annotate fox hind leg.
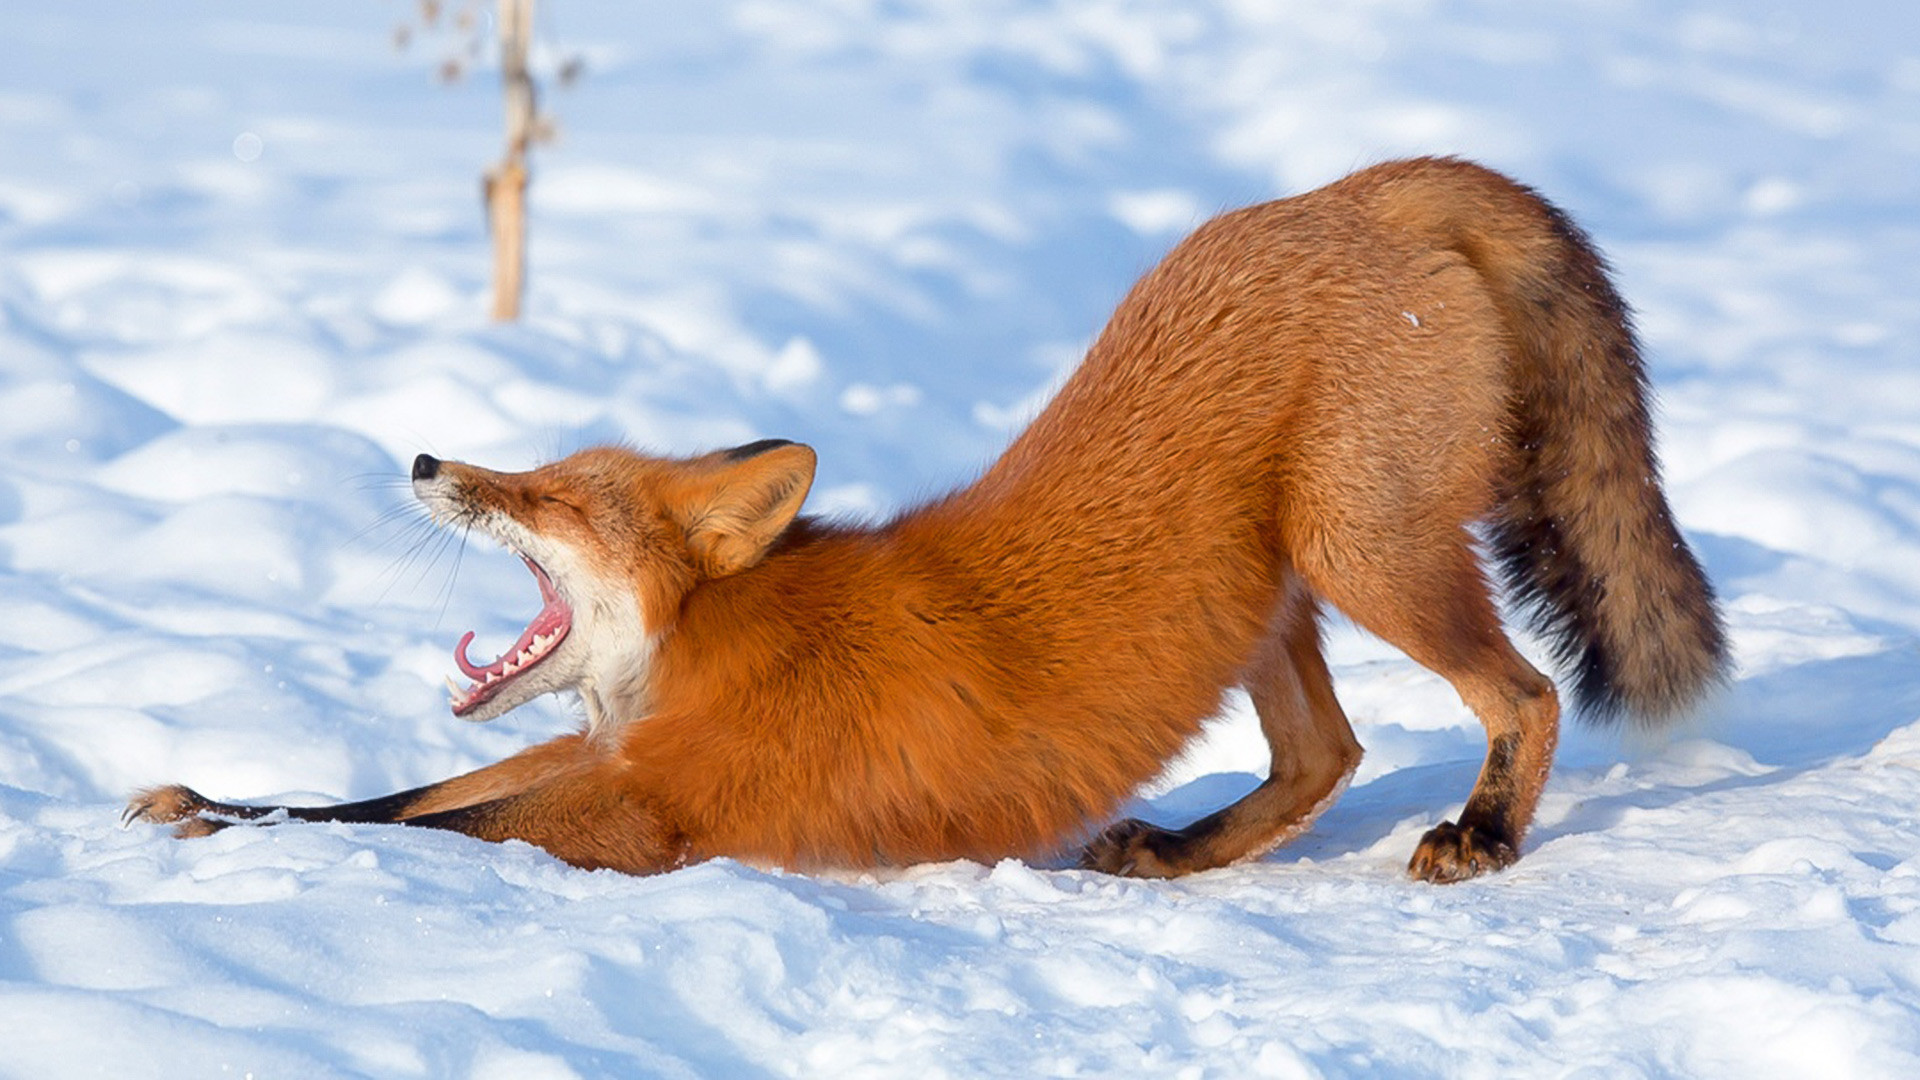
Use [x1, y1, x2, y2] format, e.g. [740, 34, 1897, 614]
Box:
[1302, 533, 1560, 883]
[1402, 641, 1558, 883]
[1080, 583, 1363, 877]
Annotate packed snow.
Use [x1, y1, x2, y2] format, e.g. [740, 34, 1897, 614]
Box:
[4, 1, 1919, 1076]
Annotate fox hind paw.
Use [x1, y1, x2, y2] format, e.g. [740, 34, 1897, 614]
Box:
[1078, 818, 1188, 879]
[1407, 820, 1517, 883]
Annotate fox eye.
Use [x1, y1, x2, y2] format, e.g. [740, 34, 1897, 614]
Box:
[539, 495, 584, 515]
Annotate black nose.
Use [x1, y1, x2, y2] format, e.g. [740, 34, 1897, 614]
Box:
[412, 453, 440, 481]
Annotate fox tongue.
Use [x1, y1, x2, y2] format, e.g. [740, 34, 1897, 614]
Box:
[454, 631, 500, 680]
[446, 555, 574, 715]
[454, 555, 571, 676]
[452, 592, 570, 682]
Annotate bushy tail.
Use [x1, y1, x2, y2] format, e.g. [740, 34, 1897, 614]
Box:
[1399, 159, 1730, 724]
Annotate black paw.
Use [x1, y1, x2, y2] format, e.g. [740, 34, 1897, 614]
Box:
[1408, 820, 1518, 883]
[1078, 818, 1186, 878]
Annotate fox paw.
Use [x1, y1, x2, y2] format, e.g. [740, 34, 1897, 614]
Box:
[1078, 818, 1187, 878]
[123, 785, 232, 838]
[124, 784, 212, 825]
[1408, 820, 1517, 883]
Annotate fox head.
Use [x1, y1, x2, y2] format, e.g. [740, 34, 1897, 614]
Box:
[410, 440, 816, 730]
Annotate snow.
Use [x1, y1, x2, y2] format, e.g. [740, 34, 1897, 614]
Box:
[4, 0, 1920, 1075]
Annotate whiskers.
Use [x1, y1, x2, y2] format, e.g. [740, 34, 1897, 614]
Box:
[350, 473, 476, 627]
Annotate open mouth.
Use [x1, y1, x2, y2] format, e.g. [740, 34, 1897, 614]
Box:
[446, 554, 573, 716]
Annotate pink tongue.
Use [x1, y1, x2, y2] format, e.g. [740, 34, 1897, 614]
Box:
[449, 556, 571, 685]
[454, 631, 494, 679]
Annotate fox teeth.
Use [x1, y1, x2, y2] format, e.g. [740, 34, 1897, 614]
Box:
[444, 632, 561, 708]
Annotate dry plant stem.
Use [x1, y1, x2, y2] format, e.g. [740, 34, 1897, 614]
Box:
[488, 0, 534, 322]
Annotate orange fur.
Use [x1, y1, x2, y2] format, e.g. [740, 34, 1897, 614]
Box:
[130, 158, 1726, 882]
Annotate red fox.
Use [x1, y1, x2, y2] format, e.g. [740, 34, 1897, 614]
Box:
[129, 158, 1727, 883]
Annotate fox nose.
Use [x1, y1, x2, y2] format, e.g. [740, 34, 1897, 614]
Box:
[412, 453, 440, 482]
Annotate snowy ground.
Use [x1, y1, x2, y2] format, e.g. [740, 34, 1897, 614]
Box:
[4, 1, 1920, 1076]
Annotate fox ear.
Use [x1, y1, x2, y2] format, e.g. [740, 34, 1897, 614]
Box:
[679, 441, 817, 578]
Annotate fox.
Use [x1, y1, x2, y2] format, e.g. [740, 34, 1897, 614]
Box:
[128, 157, 1728, 883]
